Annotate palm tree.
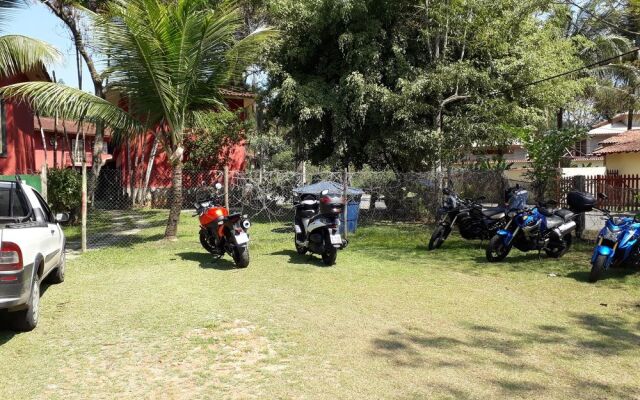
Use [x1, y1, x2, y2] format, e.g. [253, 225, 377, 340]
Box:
[0, 0, 61, 79]
[0, 0, 273, 240]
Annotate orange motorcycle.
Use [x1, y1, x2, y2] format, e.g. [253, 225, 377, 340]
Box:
[193, 183, 251, 268]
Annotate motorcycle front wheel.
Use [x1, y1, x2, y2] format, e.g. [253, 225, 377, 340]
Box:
[486, 235, 511, 262]
[589, 254, 607, 283]
[199, 229, 219, 255]
[233, 246, 250, 268]
[428, 226, 447, 250]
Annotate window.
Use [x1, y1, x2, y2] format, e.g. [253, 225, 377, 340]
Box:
[572, 140, 587, 157]
[32, 189, 54, 223]
[72, 138, 85, 163]
[0, 100, 5, 157]
[0, 183, 29, 219]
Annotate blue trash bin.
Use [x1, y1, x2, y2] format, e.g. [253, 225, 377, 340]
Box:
[339, 201, 360, 234]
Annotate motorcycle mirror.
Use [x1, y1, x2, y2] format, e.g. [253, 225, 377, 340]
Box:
[193, 202, 200, 209]
[215, 182, 223, 190]
[597, 192, 607, 200]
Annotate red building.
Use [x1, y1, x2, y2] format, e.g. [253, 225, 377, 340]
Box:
[112, 88, 255, 190]
[1, 71, 254, 184]
[0, 69, 50, 175]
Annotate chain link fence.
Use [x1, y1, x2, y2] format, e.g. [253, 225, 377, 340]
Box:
[63, 168, 640, 250]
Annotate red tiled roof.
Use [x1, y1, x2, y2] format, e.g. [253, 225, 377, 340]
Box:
[591, 112, 640, 128]
[34, 116, 112, 137]
[594, 130, 640, 154]
[220, 88, 256, 99]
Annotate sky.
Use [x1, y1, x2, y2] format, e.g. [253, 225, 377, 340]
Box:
[4, 2, 94, 91]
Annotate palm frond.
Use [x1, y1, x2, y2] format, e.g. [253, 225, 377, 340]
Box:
[0, 81, 142, 134]
[0, 0, 25, 31]
[0, 35, 62, 78]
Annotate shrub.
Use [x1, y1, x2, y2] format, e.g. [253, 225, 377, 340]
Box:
[47, 168, 81, 217]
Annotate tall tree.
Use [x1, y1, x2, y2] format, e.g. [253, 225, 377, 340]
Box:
[264, 0, 584, 172]
[39, 0, 115, 203]
[1, 0, 273, 239]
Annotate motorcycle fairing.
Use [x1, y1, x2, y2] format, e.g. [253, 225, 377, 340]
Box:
[496, 229, 513, 245]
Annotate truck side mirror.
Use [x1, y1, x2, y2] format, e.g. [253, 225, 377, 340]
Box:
[55, 213, 70, 223]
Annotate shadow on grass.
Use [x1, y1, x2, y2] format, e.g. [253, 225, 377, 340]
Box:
[566, 265, 640, 283]
[0, 282, 54, 344]
[0, 312, 17, 345]
[271, 225, 294, 234]
[176, 251, 237, 270]
[270, 249, 331, 267]
[370, 313, 640, 397]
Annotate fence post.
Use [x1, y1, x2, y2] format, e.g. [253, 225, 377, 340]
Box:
[224, 165, 229, 210]
[572, 175, 586, 239]
[40, 163, 48, 201]
[81, 159, 87, 252]
[342, 168, 348, 240]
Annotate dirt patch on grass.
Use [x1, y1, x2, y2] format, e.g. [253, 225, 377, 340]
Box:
[42, 317, 286, 399]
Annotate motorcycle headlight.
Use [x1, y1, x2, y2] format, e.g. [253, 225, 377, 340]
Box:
[241, 219, 251, 230]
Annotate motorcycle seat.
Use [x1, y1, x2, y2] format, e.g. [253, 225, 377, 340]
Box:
[546, 216, 564, 229]
[539, 207, 558, 217]
[482, 207, 505, 217]
[554, 209, 575, 222]
[226, 213, 242, 222]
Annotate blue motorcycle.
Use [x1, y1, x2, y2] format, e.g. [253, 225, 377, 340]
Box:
[589, 193, 640, 282]
[486, 190, 594, 262]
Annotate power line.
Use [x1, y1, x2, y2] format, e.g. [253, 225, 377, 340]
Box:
[557, 0, 640, 37]
[498, 46, 640, 94]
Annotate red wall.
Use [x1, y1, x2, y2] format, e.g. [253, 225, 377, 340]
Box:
[33, 131, 99, 169]
[0, 75, 37, 175]
[115, 99, 250, 189]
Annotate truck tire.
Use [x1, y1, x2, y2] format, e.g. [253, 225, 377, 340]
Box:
[11, 276, 41, 332]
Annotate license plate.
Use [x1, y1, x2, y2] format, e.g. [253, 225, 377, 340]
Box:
[235, 232, 249, 245]
[330, 233, 342, 245]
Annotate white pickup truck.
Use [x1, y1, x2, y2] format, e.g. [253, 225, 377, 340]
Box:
[0, 178, 67, 331]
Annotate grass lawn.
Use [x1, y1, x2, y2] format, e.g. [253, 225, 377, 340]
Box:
[2, 212, 640, 399]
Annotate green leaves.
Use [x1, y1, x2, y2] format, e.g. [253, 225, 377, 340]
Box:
[0, 81, 141, 133]
[266, 0, 586, 171]
[0, 35, 62, 78]
[523, 128, 587, 200]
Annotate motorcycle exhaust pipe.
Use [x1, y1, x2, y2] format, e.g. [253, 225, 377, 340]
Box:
[553, 221, 576, 238]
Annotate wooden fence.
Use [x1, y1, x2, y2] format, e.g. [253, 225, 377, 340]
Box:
[557, 174, 640, 212]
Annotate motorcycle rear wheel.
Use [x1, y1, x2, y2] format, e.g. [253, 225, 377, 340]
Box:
[233, 246, 250, 268]
[322, 248, 337, 266]
[486, 235, 511, 262]
[428, 226, 446, 250]
[545, 234, 572, 259]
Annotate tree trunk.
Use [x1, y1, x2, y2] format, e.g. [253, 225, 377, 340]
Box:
[628, 109, 634, 130]
[164, 159, 183, 240]
[141, 133, 160, 204]
[89, 122, 104, 207]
